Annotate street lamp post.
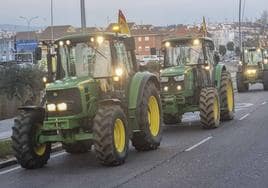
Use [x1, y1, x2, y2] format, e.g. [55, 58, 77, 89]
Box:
[19, 16, 39, 40]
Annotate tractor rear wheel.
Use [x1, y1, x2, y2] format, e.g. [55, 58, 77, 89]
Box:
[12, 110, 51, 169]
[220, 72, 235, 121]
[199, 87, 220, 129]
[163, 114, 182, 125]
[63, 141, 92, 154]
[132, 81, 162, 151]
[236, 72, 248, 92]
[93, 105, 129, 166]
[263, 70, 268, 91]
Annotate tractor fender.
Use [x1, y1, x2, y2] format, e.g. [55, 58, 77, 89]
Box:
[98, 99, 122, 106]
[128, 72, 159, 130]
[214, 64, 227, 89]
[17, 106, 45, 121]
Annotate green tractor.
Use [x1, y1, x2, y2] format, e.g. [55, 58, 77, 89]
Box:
[236, 47, 268, 92]
[160, 37, 234, 128]
[12, 32, 162, 169]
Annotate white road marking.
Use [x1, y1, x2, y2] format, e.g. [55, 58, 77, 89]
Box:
[0, 151, 66, 175]
[261, 101, 267, 105]
[185, 136, 212, 152]
[239, 113, 250, 120]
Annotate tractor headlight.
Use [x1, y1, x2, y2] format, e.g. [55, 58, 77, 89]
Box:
[42, 76, 47, 83]
[264, 59, 268, 64]
[174, 75, 184, 82]
[176, 85, 182, 91]
[57, 103, 67, 111]
[47, 104, 56, 112]
[160, 77, 169, 83]
[163, 86, 169, 92]
[246, 69, 257, 74]
[239, 61, 243, 65]
[115, 67, 123, 77]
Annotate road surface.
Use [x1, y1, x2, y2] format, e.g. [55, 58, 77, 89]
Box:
[0, 84, 267, 188]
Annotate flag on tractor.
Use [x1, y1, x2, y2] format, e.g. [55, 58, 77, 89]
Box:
[118, 10, 130, 35]
[201, 16, 208, 37]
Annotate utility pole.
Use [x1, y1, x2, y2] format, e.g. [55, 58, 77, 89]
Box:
[51, 0, 54, 42]
[19, 16, 38, 40]
[239, 0, 242, 51]
[80, 0, 86, 33]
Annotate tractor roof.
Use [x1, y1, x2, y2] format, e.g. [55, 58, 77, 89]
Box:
[163, 36, 213, 43]
[56, 32, 129, 43]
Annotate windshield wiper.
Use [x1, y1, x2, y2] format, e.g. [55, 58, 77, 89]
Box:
[94, 48, 107, 59]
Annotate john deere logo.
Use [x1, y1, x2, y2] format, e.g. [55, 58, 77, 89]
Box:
[53, 92, 58, 97]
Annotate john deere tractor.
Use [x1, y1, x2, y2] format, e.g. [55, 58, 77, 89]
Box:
[160, 36, 234, 128]
[12, 32, 162, 169]
[236, 47, 268, 92]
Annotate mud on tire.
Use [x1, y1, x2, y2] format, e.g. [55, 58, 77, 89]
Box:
[12, 110, 51, 169]
[199, 87, 220, 129]
[132, 81, 162, 151]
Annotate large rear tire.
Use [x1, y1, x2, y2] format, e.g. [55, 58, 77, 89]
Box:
[236, 72, 248, 92]
[93, 105, 129, 166]
[199, 88, 220, 129]
[12, 110, 51, 169]
[132, 81, 162, 151]
[220, 72, 235, 121]
[263, 70, 268, 91]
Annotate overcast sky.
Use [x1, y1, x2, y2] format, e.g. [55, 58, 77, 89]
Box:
[0, 0, 267, 27]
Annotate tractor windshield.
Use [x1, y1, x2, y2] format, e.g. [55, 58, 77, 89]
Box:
[57, 40, 112, 79]
[164, 40, 204, 67]
[244, 49, 262, 65]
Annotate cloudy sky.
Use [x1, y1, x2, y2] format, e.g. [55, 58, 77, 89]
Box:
[0, 0, 267, 27]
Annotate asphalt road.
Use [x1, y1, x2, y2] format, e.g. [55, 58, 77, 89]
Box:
[0, 84, 267, 188]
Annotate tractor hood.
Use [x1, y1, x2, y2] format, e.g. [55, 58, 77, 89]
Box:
[46, 76, 95, 91]
[161, 65, 191, 77]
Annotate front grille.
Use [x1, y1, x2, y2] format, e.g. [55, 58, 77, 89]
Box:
[46, 88, 82, 117]
[161, 78, 184, 93]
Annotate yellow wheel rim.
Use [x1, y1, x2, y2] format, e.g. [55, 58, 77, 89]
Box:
[33, 124, 46, 156]
[226, 81, 234, 112]
[34, 145, 46, 156]
[213, 97, 220, 122]
[148, 96, 160, 136]
[114, 119, 126, 153]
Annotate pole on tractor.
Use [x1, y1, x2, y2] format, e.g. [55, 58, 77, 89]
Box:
[80, 0, 87, 33]
[238, 0, 242, 52]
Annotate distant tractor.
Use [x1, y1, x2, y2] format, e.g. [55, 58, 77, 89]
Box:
[12, 32, 162, 169]
[236, 47, 268, 92]
[160, 37, 234, 128]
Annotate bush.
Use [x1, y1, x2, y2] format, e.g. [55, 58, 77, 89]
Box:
[0, 63, 46, 104]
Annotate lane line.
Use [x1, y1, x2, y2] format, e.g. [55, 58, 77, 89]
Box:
[0, 151, 66, 175]
[185, 136, 212, 152]
[239, 113, 250, 120]
[261, 101, 267, 105]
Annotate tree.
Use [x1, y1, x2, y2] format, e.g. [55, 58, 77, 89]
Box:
[219, 45, 227, 56]
[227, 41, 234, 51]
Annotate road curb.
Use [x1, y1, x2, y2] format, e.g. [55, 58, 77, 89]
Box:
[0, 144, 62, 169]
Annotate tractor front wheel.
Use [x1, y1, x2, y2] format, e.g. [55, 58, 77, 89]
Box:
[93, 105, 129, 166]
[263, 70, 268, 91]
[236, 72, 249, 92]
[132, 81, 162, 151]
[220, 72, 235, 121]
[199, 87, 220, 129]
[12, 110, 51, 169]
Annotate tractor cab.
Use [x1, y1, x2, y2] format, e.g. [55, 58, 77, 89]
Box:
[161, 37, 219, 95]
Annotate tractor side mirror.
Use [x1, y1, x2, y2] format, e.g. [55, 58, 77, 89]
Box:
[214, 52, 220, 64]
[35, 47, 42, 61]
[124, 37, 135, 51]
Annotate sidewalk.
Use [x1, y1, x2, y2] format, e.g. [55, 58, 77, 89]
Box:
[0, 118, 14, 140]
